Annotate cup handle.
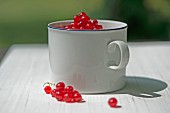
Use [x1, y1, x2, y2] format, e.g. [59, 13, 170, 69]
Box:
[107, 40, 129, 69]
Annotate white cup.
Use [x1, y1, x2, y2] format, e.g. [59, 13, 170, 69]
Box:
[48, 20, 129, 93]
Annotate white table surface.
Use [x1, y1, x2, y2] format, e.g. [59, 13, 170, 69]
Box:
[0, 42, 170, 113]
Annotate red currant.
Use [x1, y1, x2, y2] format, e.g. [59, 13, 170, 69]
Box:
[108, 97, 118, 108]
[65, 86, 74, 92]
[86, 21, 94, 29]
[94, 25, 103, 30]
[51, 89, 57, 97]
[74, 92, 82, 102]
[79, 12, 87, 17]
[92, 19, 98, 25]
[71, 22, 80, 29]
[63, 92, 75, 103]
[55, 91, 65, 101]
[44, 86, 52, 94]
[74, 15, 81, 23]
[56, 82, 65, 91]
[81, 15, 90, 22]
[78, 20, 87, 28]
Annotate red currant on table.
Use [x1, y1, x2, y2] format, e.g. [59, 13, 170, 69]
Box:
[51, 89, 57, 97]
[44, 81, 84, 103]
[63, 92, 75, 103]
[65, 86, 74, 92]
[73, 92, 82, 102]
[56, 82, 65, 91]
[108, 97, 118, 108]
[55, 90, 65, 101]
[44, 86, 52, 94]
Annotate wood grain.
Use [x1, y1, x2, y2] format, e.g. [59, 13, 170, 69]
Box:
[0, 42, 170, 113]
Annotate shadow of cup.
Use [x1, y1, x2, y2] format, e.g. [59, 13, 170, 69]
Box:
[109, 76, 167, 98]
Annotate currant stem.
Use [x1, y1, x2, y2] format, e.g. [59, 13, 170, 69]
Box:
[43, 82, 55, 87]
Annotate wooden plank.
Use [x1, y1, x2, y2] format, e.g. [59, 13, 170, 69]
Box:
[0, 42, 170, 113]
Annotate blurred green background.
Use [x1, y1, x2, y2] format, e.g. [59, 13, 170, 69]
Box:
[0, 0, 170, 48]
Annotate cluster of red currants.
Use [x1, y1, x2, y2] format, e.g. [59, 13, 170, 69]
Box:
[44, 82, 83, 103]
[44, 82, 118, 107]
[64, 12, 103, 30]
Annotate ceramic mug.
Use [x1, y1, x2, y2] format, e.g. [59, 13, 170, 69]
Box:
[48, 20, 129, 93]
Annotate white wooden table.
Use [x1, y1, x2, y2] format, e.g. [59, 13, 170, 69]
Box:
[0, 42, 170, 113]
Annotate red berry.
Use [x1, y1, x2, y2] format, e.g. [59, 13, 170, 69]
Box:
[51, 89, 57, 97]
[74, 92, 82, 102]
[92, 19, 98, 25]
[56, 82, 65, 91]
[71, 22, 80, 29]
[78, 20, 88, 28]
[86, 21, 94, 30]
[108, 97, 118, 108]
[63, 92, 75, 103]
[55, 91, 65, 101]
[81, 15, 90, 22]
[79, 12, 87, 17]
[65, 86, 74, 92]
[44, 86, 52, 94]
[94, 25, 103, 30]
[74, 15, 81, 23]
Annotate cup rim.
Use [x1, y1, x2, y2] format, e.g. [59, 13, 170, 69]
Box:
[48, 20, 127, 31]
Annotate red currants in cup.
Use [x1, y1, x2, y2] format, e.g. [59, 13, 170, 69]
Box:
[64, 12, 103, 30]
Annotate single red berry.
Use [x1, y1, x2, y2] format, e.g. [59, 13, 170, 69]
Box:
[74, 15, 81, 23]
[51, 89, 57, 97]
[92, 19, 98, 25]
[94, 25, 103, 30]
[55, 91, 65, 101]
[65, 86, 74, 92]
[79, 12, 87, 17]
[44, 86, 52, 94]
[86, 21, 94, 30]
[108, 97, 118, 108]
[71, 22, 80, 29]
[74, 92, 82, 102]
[81, 15, 90, 22]
[56, 82, 65, 91]
[78, 20, 87, 28]
[63, 92, 75, 103]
